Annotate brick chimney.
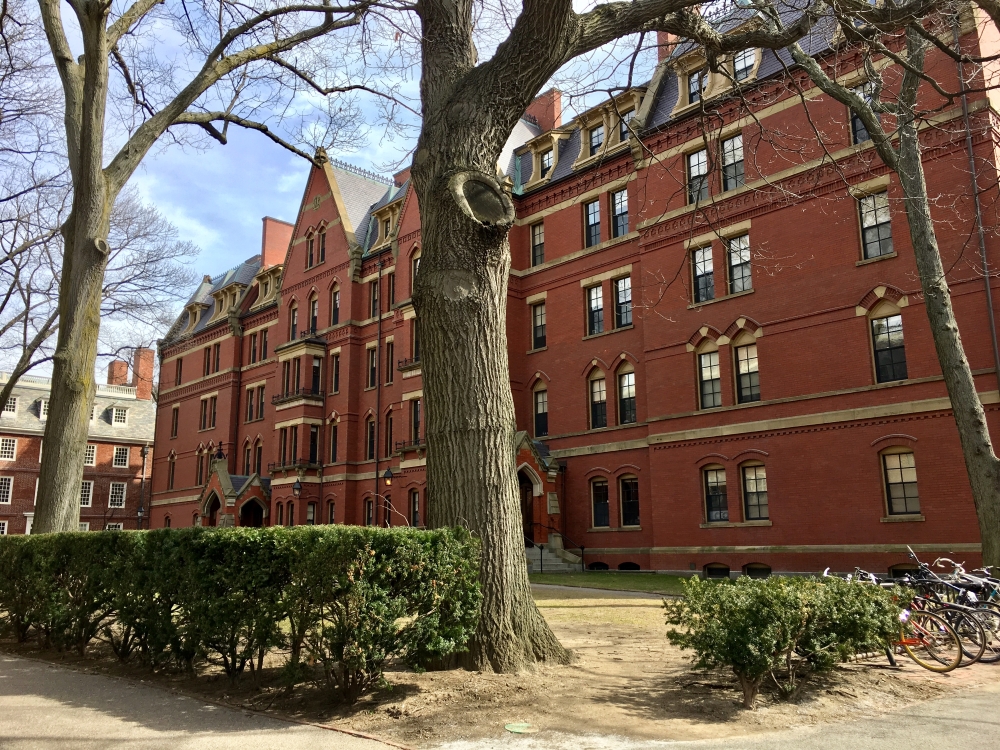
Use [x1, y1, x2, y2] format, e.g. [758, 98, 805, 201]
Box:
[393, 167, 411, 187]
[525, 89, 562, 132]
[260, 216, 293, 269]
[657, 30, 679, 63]
[131, 348, 155, 400]
[107, 360, 129, 386]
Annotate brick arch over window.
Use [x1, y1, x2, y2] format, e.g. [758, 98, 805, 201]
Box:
[584, 466, 613, 480]
[732, 448, 769, 462]
[613, 463, 642, 478]
[686, 325, 723, 352]
[856, 285, 908, 316]
[695, 452, 729, 467]
[527, 371, 551, 390]
[579, 357, 612, 377]
[721, 316, 763, 344]
[871, 433, 918, 448]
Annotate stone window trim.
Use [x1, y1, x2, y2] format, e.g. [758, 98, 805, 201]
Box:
[880, 445, 921, 517]
[0, 438, 16, 461]
[371, 202, 402, 250]
[570, 90, 645, 171]
[520, 130, 573, 189]
[739, 461, 769, 521]
[670, 36, 763, 118]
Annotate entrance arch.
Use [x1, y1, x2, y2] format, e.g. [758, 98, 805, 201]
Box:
[239, 498, 265, 527]
[516, 464, 543, 545]
[204, 492, 221, 527]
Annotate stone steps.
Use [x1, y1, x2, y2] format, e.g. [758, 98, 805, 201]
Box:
[525, 544, 578, 573]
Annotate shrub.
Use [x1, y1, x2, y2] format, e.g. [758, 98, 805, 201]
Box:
[665, 576, 900, 709]
[0, 525, 480, 702]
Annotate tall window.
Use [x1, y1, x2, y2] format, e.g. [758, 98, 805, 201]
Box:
[213, 343, 221, 372]
[249, 333, 258, 364]
[171, 406, 179, 438]
[84, 444, 96, 466]
[859, 191, 893, 259]
[540, 148, 553, 178]
[80, 480, 93, 508]
[244, 444, 251, 475]
[200, 399, 209, 430]
[331, 289, 340, 325]
[387, 273, 396, 306]
[369, 280, 379, 318]
[586, 285, 604, 335]
[590, 375, 607, 429]
[411, 255, 421, 293]
[257, 385, 265, 419]
[0, 477, 10, 505]
[364, 499, 374, 526]
[109, 482, 126, 509]
[385, 413, 394, 457]
[592, 479, 610, 527]
[311, 356, 322, 392]
[883, 450, 920, 515]
[306, 502, 316, 525]
[319, 229, 326, 262]
[113, 446, 129, 468]
[531, 222, 545, 266]
[246, 390, 256, 422]
[309, 425, 319, 464]
[618, 371, 636, 424]
[254, 441, 263, 474]
[330, 424, 338, 463]
[611, 189, 628, 238]
[735, 344, 760, 403]
[289, 306, 298, 339]
[532, 303, 547, 349]
[619, 109, 635, 142]
[742, 465, 768, 520]
[588, 124, 604, 156]
[366, 418, 376, 460]
[306, 234, 315, 267]
[534, 388, 548, 437]
[261, 330, 268, 359]
[203, 347, 211, 377]
[412, 319, 420, 360]
[584, 199, 601, 247]
[704, 467, 728, 522]
[0, 438, 15, 460]
[851, 81, 878, 144]
[727, 234, 752, 293]
[693, 246, 714, 302]
[614, 277, 632, 328]
[699, 351, 722, 408]
[688, 68, 706, 103]
[385, 342, 394, 384]
[167, 457, 175, 490]
[872, 314, 907, 382]
[687, 149, 709, 203]
[174, 358, 183, 386]
[721, 135, 744, 191]
[620, 477, 640, 527]
[367, 348, 377, 388]
[411, 398, 421, 442]
[734, 48, 755, 81]
[309, 298, 318, 333]
[331, 354, 340, 393]
[410, 489, 420, 527]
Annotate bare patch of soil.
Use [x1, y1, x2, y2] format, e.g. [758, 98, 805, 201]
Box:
[4, 586, 998, 747]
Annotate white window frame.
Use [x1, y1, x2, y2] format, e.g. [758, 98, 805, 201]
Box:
[78, 522, 90, 532]
[39, 398, 49, 420]
[0, 520, 7, 534]
[80, 480, 93, 508]
[0, 476, 12, 504]
[84, 444, 96, 466]
[0, 438, 16, 461]
[112, 407, 128, 426]
[105, 522, 124, 531]
[108, 482, 127, 508]
[113, 446, 129, 468]
[2, 397, 16, 416]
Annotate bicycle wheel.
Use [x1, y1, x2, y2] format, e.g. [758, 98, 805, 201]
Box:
[900, 610, 963, 672]
[974, 606, 1000, 664]
[943, 608, 987, 665]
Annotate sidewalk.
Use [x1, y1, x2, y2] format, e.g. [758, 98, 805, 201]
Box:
[0, 654, 397, 750]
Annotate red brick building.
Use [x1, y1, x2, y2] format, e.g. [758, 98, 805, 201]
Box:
[0, 350, 156, 534]
[151, 14, 1000, 574]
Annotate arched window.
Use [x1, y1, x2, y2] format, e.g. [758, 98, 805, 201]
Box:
[318, 228, 326, 262]
[704, 563, 730, 579]
[327, 500, 335, 524]
[330, 286, 340, 325]
[254, 440, 263, 475]
[619, 475, 640, 527]
[411, 251, 421, 295]
[591, 478, 610, 528]
[732, 332, 760, 404]
[289, 304, 299, 340]
[869, 301, 907, 383]
[164, 515, 171, 528]
[533, 384, 548, 437]
[192, 511, 199, 526]
[306, 502, 316, 525]
[703, 465, 728, 522]
[306, 232, 315, 268]
[409, 488, 420, 527]
[275, 502, 283, 526]
[364, 498, 374, 526]
[168, 454, 176, 490]
[365, 417, 376, 460]
[589, 370, 607, 429]
[287, 501, 295, 527]
[697, 340, 722, 409]
[882, 448, 920, 515]
[309, 295, 319, 334]
[617, 364, 636, 424]
[741, 463, 768, 520]
[243, 443, 251, 475]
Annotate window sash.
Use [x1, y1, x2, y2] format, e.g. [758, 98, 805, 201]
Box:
[620, 478, 640, 526]
[532, 303, 547, 349]
[699, 352, 722, 408]
[883, 452, 920, 514]
[531, 223, 545, 266]
[618, 372, 636, 424]
[721, 136, 744, 191]
[109, 482, 126, 508]
[693, 246, 715, 302]
[704, 469, 728, 522]
[734, 49, 755, 81]
[859, 192, 893, 259]
[736, 344, 761, 403]
[84, 444, 96, 466]
[871, 315, 907, 382]
[619, 110, 635, 142]
[727, 234, 752, 293]
[688, 68, 706, 103]
[534, 390, 548, 437]
[80, 480, 93, 507]
[590, 378, 607, 429]
[0, 477, 11, 504]
[587, 286, 604, 335]
[367, 348, 378, 388]
[540, 149, 553, 177]
[584, 200, 601, 247]
[614, 277, 632, 328]
[742, 465, 768, 520]
[589, 125, 604, 156]
[0, 438, 15, 460]
[113, 447, 129, 468]
[687, 149, 709, 203]
[611, 189, 628, 238]
[592, 481, 610, 527]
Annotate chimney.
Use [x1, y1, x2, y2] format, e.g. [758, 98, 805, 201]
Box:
[260, 216, 293, 269]
[107, 360, 129, 386]
[393, 167, 411, 187]
[525, 89, 562, 132]
[131, 348, 155, 401]
[657, 30, 679, 63]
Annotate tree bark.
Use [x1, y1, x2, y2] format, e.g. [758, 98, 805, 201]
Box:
[896, 121, 1000, 565]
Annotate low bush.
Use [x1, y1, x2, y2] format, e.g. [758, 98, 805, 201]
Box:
[0, 525, 480, 702]
[665, 576, 900, 709]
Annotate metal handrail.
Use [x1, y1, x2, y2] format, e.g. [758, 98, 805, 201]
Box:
[267, 456, 320, 472]
[527, 521, 586, 572]
[397, 356, 421, 370]
[395, 438, 425, 452]
[271, 387, 325, 405]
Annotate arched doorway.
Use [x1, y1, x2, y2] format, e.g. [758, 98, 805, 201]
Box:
[239, 499, 264, 527]
[206, 493, 221, 527]
[517, 470, 535, 545]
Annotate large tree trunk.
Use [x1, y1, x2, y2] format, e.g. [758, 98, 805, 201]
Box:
[34, 1, 114, 534]
[896, 120, 1000, 565]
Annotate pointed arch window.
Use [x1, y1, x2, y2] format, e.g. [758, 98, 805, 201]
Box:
[289, 304, 298, 340]
[617, 365, 636, 424]
[533, 385, 548, 437]
[331, 286, 340, 325]
[589, 370, 607, 429]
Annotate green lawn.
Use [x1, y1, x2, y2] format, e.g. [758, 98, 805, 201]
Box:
[529, 571, 687, 596]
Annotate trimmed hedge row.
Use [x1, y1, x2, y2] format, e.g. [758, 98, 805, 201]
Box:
[0, 526, 481, 702]
[665, 575, 902, 709]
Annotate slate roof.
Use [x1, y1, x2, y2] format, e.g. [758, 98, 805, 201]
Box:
[0, 373, 155, 444]
[330, 163, 392, 234]
[162, 255, 263, 344]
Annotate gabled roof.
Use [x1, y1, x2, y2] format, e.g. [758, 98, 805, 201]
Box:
[162, 255, 262, 344]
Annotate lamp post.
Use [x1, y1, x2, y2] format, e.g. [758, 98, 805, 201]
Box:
[382, 468, 393, 487]
[292, 479, 302, 498]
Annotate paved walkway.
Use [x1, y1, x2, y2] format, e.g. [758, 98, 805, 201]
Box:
[0, 654, 394, 749]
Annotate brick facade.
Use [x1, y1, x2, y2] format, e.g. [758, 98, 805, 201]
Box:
[151, 19, 1000, 574]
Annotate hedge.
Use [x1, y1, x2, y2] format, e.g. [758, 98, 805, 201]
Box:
[665, 575, 902, 709]
[0, 526, 481, 702]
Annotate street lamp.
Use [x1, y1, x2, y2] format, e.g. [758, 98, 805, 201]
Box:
[137, 505, 144, 530]
[292, 479, 302, 497]
[382, 468, 393, 487]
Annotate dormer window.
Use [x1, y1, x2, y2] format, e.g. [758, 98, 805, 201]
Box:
[112, 407, 128, 426]
[262, 280, 270, 297]
[588, 125, 604, 156]
[40, 399, 49, 420]
[540, 149, 553, 178]
[2, 397, 16, 416]
[734, 49, 756, 82]
[383, 218, 391, 240]
[619, 110, 635, 142]
[688, 68, 707, 104]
